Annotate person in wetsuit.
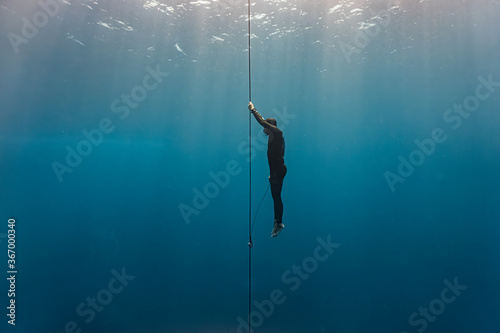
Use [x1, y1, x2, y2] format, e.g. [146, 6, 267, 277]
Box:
[248, 102, 287, 237]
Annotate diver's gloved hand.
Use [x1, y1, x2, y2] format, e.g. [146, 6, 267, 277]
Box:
[248, 102, 256, 112]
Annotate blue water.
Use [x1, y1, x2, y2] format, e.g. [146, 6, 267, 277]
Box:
[1, 0, 500, 332]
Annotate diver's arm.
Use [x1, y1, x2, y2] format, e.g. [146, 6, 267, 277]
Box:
[248, 102, 281, 133]
[250, 108, 267, 128]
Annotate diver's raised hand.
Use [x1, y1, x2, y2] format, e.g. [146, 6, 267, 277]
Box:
[248, 102, 256, 112]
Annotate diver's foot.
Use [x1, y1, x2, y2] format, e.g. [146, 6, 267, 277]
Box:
[271, 220, 285, 237]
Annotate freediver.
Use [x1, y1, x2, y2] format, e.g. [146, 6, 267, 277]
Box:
[248, 102, 287, 237]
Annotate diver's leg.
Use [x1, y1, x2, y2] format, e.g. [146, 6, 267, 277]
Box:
[270, 167, 286, 222]
[270, 181, 283, 222]
[270, 167, 286, 237]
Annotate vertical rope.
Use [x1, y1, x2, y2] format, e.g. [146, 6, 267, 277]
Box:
[247, 1, 252, 333]
[248, 0, 252, 102]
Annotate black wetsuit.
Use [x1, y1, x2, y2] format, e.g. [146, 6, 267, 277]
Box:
[251, 109, 287, 223]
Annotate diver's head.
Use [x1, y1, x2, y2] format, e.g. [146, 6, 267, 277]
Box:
[263, 118, 277, 136]
[266, 118, 277, 126]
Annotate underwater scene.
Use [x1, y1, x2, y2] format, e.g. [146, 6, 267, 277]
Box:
[1, 0, 499, 332]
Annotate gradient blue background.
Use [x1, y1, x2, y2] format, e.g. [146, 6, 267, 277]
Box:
[1, 0, 499, 332]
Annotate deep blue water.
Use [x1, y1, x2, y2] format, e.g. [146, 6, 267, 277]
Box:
[1, 0, 500, 332]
